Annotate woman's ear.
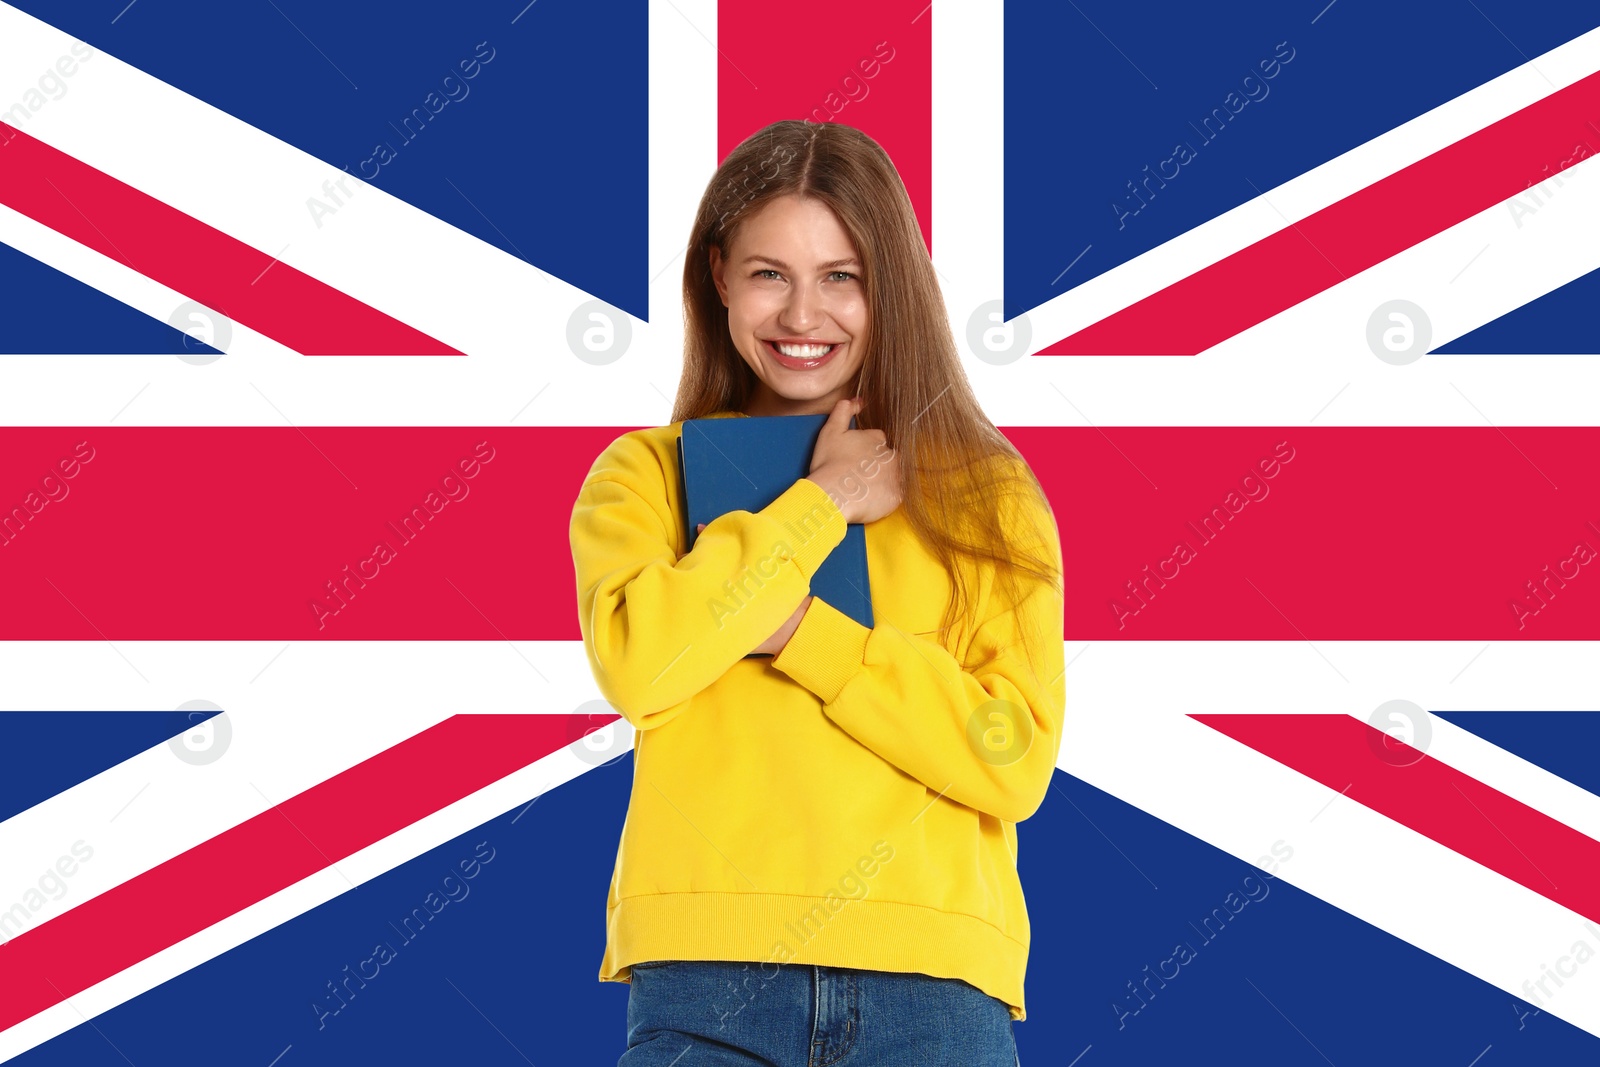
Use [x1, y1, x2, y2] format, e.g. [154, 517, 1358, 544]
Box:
[708, 245, 729, 307]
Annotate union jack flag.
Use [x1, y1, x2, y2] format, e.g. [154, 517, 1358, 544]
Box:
[2, 1, 1598, 1063]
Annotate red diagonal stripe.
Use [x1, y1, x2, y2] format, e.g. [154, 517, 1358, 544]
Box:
[1193, 713, 1600, 925]
[0, 122, 460, 356]
[0, 713, 597, 1032]
[1042, 69, 1600, 355]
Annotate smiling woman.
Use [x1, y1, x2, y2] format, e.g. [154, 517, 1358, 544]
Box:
[571, 118, 1064, 1066]
[706, 195, 869, 418]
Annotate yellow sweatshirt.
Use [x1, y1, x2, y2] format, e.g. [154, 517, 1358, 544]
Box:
[569, 410, 1065, 1022]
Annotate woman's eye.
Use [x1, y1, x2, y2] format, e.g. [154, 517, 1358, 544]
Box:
[750, 269, 855, 282]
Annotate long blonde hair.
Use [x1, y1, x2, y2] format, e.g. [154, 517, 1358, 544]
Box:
[672, 119, 1061, 678]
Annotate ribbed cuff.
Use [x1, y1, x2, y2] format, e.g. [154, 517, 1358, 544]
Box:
[770, 594, 870, 703]
[760, 476, 848, 582]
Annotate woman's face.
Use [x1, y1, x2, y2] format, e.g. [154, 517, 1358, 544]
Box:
[709, 194, 868, 418]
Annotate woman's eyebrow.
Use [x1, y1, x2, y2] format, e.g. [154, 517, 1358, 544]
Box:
[742, 255, 860, 271]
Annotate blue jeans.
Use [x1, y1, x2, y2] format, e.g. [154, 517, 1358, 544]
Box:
[618, 960, 1020, 1066]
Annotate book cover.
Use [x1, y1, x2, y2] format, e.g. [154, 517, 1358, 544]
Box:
[677, 413, 874, 653]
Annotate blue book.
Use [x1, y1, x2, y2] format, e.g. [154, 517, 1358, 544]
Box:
[677, 413, 874, 654]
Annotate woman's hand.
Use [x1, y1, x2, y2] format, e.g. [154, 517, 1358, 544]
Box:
[804, 397, 902, 524]
[752, 595, 812, 656]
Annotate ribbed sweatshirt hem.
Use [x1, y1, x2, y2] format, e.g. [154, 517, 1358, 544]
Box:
[598, 890, 1028, 1022]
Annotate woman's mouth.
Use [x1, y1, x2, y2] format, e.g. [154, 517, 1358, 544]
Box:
[763, 339, 840, 370]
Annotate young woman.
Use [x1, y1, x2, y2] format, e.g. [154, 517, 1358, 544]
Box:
[570, 119, 1065, 1065]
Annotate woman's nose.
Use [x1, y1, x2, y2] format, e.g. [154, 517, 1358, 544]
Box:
[781, 285, 822, 331]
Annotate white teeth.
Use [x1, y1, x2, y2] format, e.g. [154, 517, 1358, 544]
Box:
[772, 342, 834, 358]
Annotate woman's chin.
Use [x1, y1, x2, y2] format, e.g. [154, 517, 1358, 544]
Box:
[749, 383, 849, 416]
